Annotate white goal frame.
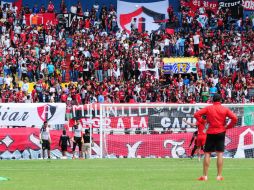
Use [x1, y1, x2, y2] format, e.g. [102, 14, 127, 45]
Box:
[98, 103, 254, 158]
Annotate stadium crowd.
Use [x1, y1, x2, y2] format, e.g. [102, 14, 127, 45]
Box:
[0, 0, 254, 106]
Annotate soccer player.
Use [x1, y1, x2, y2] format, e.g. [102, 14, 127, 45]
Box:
[72, 120, 83, 159]
[188, 130, 198, 158]
[194, 94, 237, 181]
[59, 130, 71, 157]
[82, 129, 93, 159]
[183, 118, 207, 161]
[40, 121, 51, 159]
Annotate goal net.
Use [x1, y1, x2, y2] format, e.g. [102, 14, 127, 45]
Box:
[97, 103, 254, 159]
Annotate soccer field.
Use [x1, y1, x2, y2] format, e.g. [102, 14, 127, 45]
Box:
[0, 159, 253, 190]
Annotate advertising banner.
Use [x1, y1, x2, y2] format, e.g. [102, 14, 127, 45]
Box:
[163, 57, 198, 74]
[0, 126, 253, 159]
[0, 103, 66, 126]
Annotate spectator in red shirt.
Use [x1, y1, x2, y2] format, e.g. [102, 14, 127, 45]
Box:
[194, 94, 237, 181]
[47, 1, 55, 13]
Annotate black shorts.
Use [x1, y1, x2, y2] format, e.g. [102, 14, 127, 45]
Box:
[72, 137, 82, 151]
[204, 132, 226, 153]
[61, 145, 67, 152]
[42, 140, 50, 150]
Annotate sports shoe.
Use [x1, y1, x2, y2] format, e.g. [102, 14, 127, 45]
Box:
[197, 176, 208, 181]
[216, 176, 224, 181]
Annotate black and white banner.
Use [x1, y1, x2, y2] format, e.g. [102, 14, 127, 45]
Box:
[219, 0, 242, 7]
[219, 0, 244, 18]
[56, 13, 85, 28]
[0, 103, 66, 126]
[70, 104, 244, 130]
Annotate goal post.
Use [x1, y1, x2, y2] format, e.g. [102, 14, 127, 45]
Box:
[98, 103, 254, 159]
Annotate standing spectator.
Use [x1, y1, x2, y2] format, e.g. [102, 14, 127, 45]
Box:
[178, 35, 185, 56]
[47, 62, 55, 78]
[33, 4, 40, 13]
[193, 32, 200, 56]
[60, 0, 66, 13]
[248, 57, 254, 77]
[131, 18, 137, 31]
[209, 83, 218, 97]
[198, 57, 206, 80]
[47, 1, 55, 13]
[21, 79, 29, 94]
[4, 74, 12, 88]
[194, 94, 237, 181]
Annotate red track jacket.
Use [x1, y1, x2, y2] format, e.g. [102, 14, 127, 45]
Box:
[194, 102, 238, 134]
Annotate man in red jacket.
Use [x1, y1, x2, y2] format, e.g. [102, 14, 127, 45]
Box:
[194, 94, 237, 181]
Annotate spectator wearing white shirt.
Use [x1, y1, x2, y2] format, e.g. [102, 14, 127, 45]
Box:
[21, 79, 29, 94]
[44, 44, 51, 53]
[164, 37, 170, 57]
[4, 75, 12, 87]
[212, 75, 219, 86]
[46, 34, 53, 46]
[193, 32, 200, 56]
[83, 48, 91, 58]
[248, 57, 254, 77]
[3, 36, 11, 48]
[153, 47, 160, 57]
[14, 24, 21, 35]
[198, 57, 206, 79]
[131, 18, 138, 31]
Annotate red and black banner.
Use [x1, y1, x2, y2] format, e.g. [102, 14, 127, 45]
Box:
[0, 126, 253, 159]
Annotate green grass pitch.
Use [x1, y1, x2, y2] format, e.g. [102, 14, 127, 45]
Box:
[0, 159, 253, 190]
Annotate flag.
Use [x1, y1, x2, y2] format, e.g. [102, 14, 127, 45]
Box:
[197, 14, 208, 28]
[25, 13, 56, 26]
[189, 0, 218, 12]
[1, 0, 22, 13]
[166, 28, 174, 35]
[117, 0, 168, 34]
[243, 0, 254, 11]
[13, 0, 22, 12]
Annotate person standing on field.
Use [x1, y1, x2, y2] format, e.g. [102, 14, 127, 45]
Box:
[72, 120, 83, 159]
[183, 117, 207, 161]
[82, 129, 93, 159]
[59, 130, 71, 157]
[40, 121, 51, 159]
[194, 94, 237, 181]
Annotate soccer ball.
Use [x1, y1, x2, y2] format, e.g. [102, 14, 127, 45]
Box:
[176, 147, 185, 157]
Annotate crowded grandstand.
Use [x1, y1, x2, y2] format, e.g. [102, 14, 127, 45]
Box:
[0, 0, 253, 161]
